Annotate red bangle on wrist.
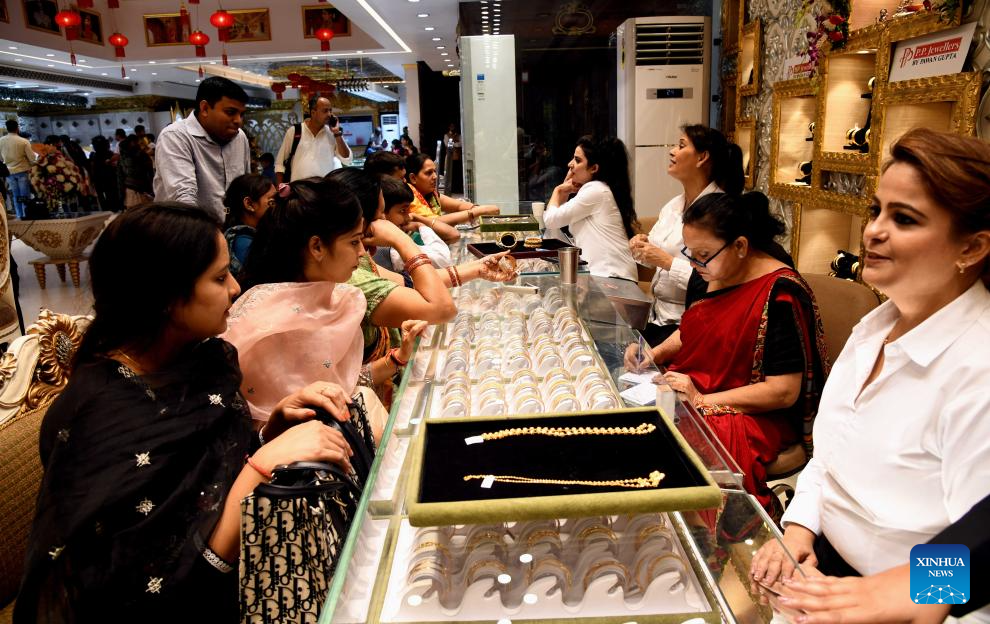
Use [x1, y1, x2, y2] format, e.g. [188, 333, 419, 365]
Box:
[388, 348, 408, 367]
[245, 454, 273, 481]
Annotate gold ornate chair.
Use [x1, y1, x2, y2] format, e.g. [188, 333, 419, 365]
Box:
[0, 311, 90, 621]
[766, 274, 881, 505]
[0, 199, 22, 345]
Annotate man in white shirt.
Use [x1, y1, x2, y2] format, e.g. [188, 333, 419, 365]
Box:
[0, 119, 38, 219]
[152, 77, 251, 219]
[274, 95, 351, 183]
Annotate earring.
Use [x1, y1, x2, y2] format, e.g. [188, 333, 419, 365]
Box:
[957, 262, 967, 274]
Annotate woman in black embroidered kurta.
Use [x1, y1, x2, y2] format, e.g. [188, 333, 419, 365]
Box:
[16, 203, 355, 623]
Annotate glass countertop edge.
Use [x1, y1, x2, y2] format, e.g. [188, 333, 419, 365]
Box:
[318, 333, 425, 624]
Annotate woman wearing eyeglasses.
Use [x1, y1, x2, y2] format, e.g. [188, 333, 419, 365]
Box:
[637, 191, 827, 517]
[222, 173, 276, 279]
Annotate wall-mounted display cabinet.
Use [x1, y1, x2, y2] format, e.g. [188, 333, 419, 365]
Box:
[765, 4, 974, 279]
[738, 19, 762, 96]
[734, 119, 757, 190]
[769, 78, 817, 200]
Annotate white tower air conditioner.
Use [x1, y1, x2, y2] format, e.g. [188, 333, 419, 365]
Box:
[616, 16, 711, 219]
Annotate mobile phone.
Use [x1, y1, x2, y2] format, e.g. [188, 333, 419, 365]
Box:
[328, 114, 339, 128]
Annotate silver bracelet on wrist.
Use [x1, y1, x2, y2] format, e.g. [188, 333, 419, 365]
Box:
[203, 547, 235, 574]
[258, 428, 266, 446]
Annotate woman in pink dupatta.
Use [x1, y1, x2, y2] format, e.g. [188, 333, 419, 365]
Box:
[222, 177, 392, 431]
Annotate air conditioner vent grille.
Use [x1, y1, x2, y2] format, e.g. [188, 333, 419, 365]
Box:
[635, 23, 705, 66]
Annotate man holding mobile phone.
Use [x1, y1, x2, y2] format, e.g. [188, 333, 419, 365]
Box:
[275, 94, 352, 183]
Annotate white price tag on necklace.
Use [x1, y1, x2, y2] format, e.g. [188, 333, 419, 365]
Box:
[464, 435, 484, 445]
[480, 475, 495, 489]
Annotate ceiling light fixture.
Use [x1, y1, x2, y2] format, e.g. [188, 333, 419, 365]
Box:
[440, 52, 448, 55]
[436, 45, 445, 49]
[424, 26, 434, 30]
[151, 72, 158, 75]
[417, 13, 429, 17]
[46, 53, 55, 57]
[8, 46, 17, 50]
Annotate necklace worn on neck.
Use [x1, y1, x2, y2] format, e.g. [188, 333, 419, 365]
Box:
[463, 470, 665, 489]
[113, 350, 145, 373]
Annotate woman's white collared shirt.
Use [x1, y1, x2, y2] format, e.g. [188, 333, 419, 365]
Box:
[782, 281, 990, 602]
[544, 180, 638, 281]
[645, 182, 721, 327]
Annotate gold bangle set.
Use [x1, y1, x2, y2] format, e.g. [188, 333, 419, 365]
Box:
[404, 514, 688, 607]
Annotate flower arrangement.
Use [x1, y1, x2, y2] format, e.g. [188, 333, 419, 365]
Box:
[799, 0, 852, 73]
[29, 146, 83, 211]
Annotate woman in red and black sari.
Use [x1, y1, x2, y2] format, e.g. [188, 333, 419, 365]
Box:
[645, 192, 828, 515]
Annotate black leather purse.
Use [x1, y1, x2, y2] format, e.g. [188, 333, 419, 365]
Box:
[313, 391, 377, 486]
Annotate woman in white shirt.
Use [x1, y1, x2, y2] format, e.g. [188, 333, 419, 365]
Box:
[628, 125, 744, 346]
[545, 136, 638, 281]
[750, 128, 990, 623]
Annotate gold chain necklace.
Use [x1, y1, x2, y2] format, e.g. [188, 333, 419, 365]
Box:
[463, 470, 664, 489]
[477, 422, 656, 442]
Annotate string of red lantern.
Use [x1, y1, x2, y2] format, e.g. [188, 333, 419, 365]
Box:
[104, 0, 127, 77]
[210, 5, 233, 65]
[55, 5, 81, 65]
[315, 27, 334, 52]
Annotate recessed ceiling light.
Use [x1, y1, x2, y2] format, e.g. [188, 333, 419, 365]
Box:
[46, 53, 55, 57]
[436, 45, 445, 49]
[440, 52, 448, 56]
[14, 59, 22, 62]
[148, 60, 156, 64]
[417, 13, 429, 17]
[130, 68, 137, 71]
[8, 46, 16, 50]
[195, 79, 201, 82]
[407, 0, 420, 2]
[210, 61, 217, 64]
[47, 64, 54, 67]
[151, 72, 158, 75]
[424, 26, 434, 31]
[432, 37, 442, 41]
[101, 72, 107, 75]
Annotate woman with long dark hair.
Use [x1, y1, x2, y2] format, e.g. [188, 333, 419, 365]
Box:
[222, 173, 275, 279]
[544, 136, 638, 281]
[16, 202, 353, 623]
[629, 125, 744, 346]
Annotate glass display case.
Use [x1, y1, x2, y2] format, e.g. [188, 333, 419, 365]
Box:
[318, 237, 801, 623]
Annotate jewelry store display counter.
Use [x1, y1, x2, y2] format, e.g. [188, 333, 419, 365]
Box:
[318, 239, 801, 623]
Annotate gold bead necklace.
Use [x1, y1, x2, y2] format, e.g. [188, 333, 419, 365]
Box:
[463, 470, 664, 489]
[478, 422, 656, 442]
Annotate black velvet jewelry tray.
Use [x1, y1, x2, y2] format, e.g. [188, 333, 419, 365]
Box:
[406, 408, 721, 527]
[466, 239, 587, 261]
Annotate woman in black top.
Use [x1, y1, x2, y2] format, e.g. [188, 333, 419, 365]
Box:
[16, 203, 353, 623]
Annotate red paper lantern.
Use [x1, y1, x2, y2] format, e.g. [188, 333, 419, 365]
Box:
[189, 30, 209, 57]
[210, 9, 234, 41]
[180, 5, 190, 30]
[56, 9, 81, 40]
[109, 32, 129, 58]
[271, 82, 287, 100]
[315, 27, 334, 51]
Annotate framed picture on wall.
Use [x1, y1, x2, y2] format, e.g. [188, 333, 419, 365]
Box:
[144, 12, 190, 46]
[228, 8, 270, 42]
[0, 0, 10, 24]
[301, 4, 350, 39]
[78, 8, 103, 46]
[23, 0, 59, 34]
